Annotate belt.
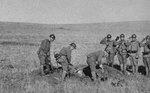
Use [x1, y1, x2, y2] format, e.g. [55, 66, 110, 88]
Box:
[59, 53, 67, 57]
[127, 50, 137, 54]
[143, 52, 150, 55]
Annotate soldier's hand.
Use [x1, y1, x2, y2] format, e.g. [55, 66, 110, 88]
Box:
[69, 63, 73, 66]
[135, 53, 139, 59]
[115, 36, 119, 41]
[104, 51, 108, 57]
[146, 35, 150, 39]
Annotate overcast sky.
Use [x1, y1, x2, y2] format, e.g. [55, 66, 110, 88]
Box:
[0, 0, 150, 24]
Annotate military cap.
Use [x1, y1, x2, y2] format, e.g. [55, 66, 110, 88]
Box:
[49, 34, 55, 40]
[131, 34, 137, 38]
[146, 35, 150, 40]
[70, 43, 76, 49]
[107, 34, 112, 38]
[120, 34, 125, 38]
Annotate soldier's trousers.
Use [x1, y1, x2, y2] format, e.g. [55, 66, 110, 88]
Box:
[117, 53, 127, 73]
[57, 55, 75, 81]
[106, 53, 115, 66]
[37, 50, 52, 74]
[57, 56, 69, 72]
[143, 57, 150, 77]
[86, 57, 97, 81]
[129, 53, 138, 73]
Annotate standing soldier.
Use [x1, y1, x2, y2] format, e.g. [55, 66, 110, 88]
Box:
[54, 43, 76, 82]
[37, 34, 55, 75]
[86, 50, 106, 81]
[127, 34, 141, 74]
[100, 34, 117, 67]
[116, 34, 128, 74]
[140, 35, 150, 77]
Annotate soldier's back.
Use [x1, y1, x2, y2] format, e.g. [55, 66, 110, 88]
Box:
[87, 50, 104, 58]
[39, 39, 51, 53]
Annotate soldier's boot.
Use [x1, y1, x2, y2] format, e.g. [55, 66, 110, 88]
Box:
[91, 71, 97, 82]
[135, 65, 138, 74]
[132, 65, 135, 74]
[145, 66, 149, 76]
[122, 64, 127, 75]
[120, 64, 123, 71]
[133, 65, 137, 74]
[148, 71, 150, 77]
[61, 70, 67, 82]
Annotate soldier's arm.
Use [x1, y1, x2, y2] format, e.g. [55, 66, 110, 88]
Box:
[37, 40, 46, 54]
[113, 40, 119, 47]
[140, 37, 147, 47]
[47, 51, 51, 59]
[97, 55, 102, 66]
[100, 37, 107, 44]
[67, 50, 72, 63]
[40, 40, 46, 49]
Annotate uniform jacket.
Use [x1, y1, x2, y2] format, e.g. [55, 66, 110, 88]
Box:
[38, 39, 51, 56]
[59, 46, 72, 63]
[100, 37, 117, 53]
[87, 50, 105, 61]
[127, 40, 140, 52]
[140, 41, 150, 57]
[116, 40, 128, 54]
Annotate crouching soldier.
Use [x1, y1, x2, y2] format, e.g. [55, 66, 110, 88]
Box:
[37, 34, 55, 75]
[86, 50, 106, 81]
[140, 35, 150, 77]
[100, 34, 117, 67]
[116, 34, 128, 74]
[54, 43, 76, 82]
[127, 34, 141, 74]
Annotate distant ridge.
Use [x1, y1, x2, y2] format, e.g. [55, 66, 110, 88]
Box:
[0, 20, 150, 26]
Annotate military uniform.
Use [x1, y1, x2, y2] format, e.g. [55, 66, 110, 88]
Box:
[140, 36, 150, 76]
[86, 50, 105, 81]
[127, 34, 140, 74]
[37, 39, 53, 74]
[116, 37, 128, 73]
[100, 35, 117, 66]
[56, 43, 76, 81]
[57, 46, 72, 72]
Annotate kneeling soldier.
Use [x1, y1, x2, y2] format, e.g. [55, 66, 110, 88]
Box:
[86, 50, 106, 81]
[37, 34, 55, 75]
[140, 35, 150, 77]
[55, 43, 76, 82]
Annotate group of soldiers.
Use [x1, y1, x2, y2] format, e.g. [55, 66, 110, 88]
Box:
[37, 33, 150, 82]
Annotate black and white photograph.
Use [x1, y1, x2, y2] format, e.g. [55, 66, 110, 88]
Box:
[0, 0, 150, 93]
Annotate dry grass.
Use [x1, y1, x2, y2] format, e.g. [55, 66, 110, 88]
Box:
[0, 21, 150, 93]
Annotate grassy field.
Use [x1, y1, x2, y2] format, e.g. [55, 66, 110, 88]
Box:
[0, 21, 150, 93]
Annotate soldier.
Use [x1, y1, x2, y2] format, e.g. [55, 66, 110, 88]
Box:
[37, 34, 55, 75]
[116, 34, 128, 74]
[127, 34, 141, 74]
[86, 50, 106, 81]
[140, 35, 150, 77]
[100, 34, 117, 67]
[54, 43, 76, 82]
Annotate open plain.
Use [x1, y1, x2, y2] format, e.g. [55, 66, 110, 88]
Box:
[0, 21, 150, 93]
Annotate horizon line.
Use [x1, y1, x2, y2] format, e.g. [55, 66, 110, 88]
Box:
[0, 20, 150, 25]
